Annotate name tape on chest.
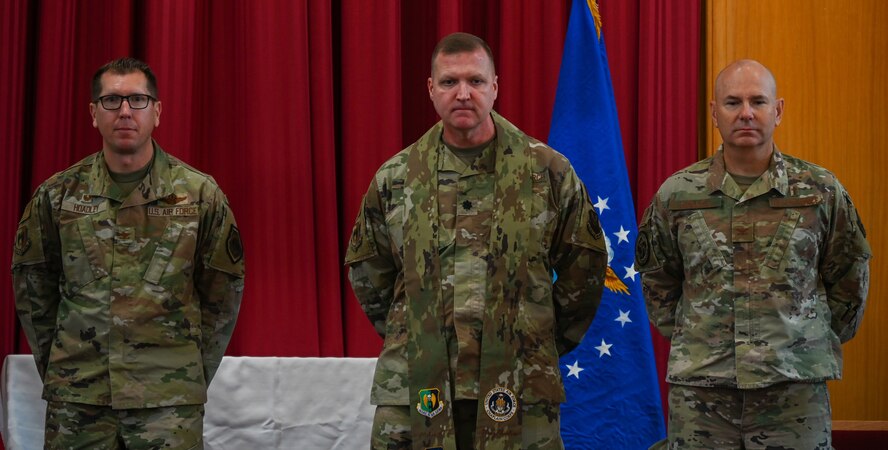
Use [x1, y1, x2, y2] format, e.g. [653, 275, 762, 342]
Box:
[61, 200, 108, 215]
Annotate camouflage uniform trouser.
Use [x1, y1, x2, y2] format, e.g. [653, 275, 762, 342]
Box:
[650, 382, 831, 450]
[44, 401, 204, 450]
[372, 399, 563, 450]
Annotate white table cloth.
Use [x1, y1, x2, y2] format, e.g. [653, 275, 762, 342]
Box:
[1, 355, 377, 449]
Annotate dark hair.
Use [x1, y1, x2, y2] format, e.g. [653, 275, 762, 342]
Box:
[431, 32, 495, 75]
[91, 57, 158, 100]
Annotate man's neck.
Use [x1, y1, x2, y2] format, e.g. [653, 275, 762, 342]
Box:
[442, 117, 496, 149]
[103, 144, 154, 174]
[723, 143, 773, 177]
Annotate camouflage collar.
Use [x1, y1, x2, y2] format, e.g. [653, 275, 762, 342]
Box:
[709, 145, 789, 200]
[438, 137, 497, 176]
[86, 140, 175, 205]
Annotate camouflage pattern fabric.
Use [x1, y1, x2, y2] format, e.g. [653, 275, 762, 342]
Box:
[347, 112, 606, 450]
[373, 401, 563, 450]
[12, 142, 245, 410]
[637, 146, 870, 389]
[650, 382, 831, 449]
[44, 401, 204, 449]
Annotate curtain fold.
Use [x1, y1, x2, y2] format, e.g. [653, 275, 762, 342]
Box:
[636, 1, 702, 414]
[1, 0, 32, 364]
[1, 3, 700, 415]
[338, 0, 404, 356]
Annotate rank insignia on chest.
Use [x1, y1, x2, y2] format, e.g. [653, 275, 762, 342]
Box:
[484, 387, 517, 422]
[416, 388, 444, 418]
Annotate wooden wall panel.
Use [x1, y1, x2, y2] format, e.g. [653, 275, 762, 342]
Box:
[705, 0, 888, 420]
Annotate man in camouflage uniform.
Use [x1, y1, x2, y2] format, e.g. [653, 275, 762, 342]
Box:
[345, 32, 607, 450]
[636, 59, 870, 449]
[11, 57, 245, 449]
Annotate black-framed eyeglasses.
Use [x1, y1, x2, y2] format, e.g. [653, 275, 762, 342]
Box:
[95, 94, 156, 110]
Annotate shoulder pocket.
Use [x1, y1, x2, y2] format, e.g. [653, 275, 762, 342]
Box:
[13, 201, 45, 267]
[635, 205, 662, 272]
[568, 186, 606, 254]
[208, 224, 244, 277]
[207, 201, 245, 278]
[345, 196, 379, 265]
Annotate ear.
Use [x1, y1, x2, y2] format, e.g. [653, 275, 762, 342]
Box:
[154, 100, 162, 127]
[491, 75, 498, 101]
[90, 102, 98, 128]
[774, 98, 784, 126]
[427, 77, 434, 98]
[710, 100, 718, 127]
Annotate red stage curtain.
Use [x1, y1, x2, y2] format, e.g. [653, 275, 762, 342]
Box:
[0, 1, 700, 415]
[1, 0, 31, 366]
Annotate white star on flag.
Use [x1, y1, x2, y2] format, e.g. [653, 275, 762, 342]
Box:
[565, 360, 585, 379]
[594, 196, 610, 215]
[624, 264, 638, 281]
[614, 226, 630, 244]
[594, 339, 612, 357]
[615, 310, 632, 328]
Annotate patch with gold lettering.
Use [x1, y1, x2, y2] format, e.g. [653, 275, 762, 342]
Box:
[416, 388, 444, 419]
[226, 225, 244, 264]
[484, 387, 517, 422]
[13, 225, 31, 256]
[147, 205, 200, 216]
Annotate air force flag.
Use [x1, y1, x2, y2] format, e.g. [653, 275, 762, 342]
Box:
[549, 1, 666, 448]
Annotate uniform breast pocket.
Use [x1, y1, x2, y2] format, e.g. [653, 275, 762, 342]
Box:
[58, 215, 109, 292]
[762, 207, 820, 276]
[681, 211, 728, 276]
[144, 219, 198, 285]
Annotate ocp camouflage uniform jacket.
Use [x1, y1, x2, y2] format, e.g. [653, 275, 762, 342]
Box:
[636, 146, 870, 389]
[346, 112, 607, 406]
[11, 143, 245, 409]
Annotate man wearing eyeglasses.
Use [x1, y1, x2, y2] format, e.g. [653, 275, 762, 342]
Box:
[11, 57, 245, 449]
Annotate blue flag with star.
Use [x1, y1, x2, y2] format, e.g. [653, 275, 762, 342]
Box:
[548, 0, 665, 448]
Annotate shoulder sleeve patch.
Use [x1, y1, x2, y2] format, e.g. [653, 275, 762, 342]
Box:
[635, 204, 663, 272]
[568, 188, 606, 253]
[842, 191, 866, 238]
[12, 199, 46, 267]
[225, 225, 244, 264]
[345, 197, 379, 265]
[207, 206, 245, 278]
